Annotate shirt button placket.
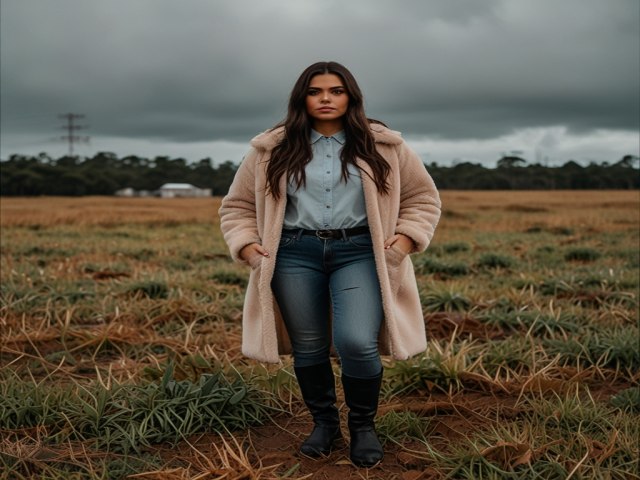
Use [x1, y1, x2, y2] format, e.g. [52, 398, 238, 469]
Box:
[323, 140, 332, 227]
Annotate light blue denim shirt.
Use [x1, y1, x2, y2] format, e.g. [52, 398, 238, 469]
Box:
[283, 130, 368, 230]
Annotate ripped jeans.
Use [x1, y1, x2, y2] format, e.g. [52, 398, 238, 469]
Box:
[271, 229, 384, 379]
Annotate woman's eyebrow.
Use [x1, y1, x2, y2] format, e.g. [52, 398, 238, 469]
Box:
[308, 85, 345, 90]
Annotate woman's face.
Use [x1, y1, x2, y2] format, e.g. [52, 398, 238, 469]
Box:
[305, 73, 349, 129]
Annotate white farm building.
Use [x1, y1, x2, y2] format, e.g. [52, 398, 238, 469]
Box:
[158, 183, 211, 198]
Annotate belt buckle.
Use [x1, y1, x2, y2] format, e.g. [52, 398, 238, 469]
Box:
[315, 229, 334, 240]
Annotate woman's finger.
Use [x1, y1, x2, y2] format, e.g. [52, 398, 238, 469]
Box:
[384, 234, 399, 249]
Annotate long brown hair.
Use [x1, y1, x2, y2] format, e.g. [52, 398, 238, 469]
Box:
[266, 61, 391, 198]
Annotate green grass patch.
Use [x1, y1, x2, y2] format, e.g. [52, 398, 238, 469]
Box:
[610, 386, 640, 413]
[476, 253, 515, 269]
[564, 247, 602, 262]
[421, 285, 473, 312]
[377, 410, 431, 444]
[0, 363, 271, 453]
[544, 326, 640, 370]
[124, 280, 169, 299]
[416, 257, 470, 277]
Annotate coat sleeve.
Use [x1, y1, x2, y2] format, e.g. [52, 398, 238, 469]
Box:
[394, 141, 442, 253]
[218, 148, 262, 264]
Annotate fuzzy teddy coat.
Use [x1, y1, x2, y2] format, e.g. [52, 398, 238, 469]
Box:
[218, 123, 441, 363]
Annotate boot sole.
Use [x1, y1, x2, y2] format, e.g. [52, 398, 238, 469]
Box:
[351, 455, 383, 468]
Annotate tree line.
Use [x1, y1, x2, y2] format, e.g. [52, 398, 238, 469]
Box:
[0, 152, 638, 196]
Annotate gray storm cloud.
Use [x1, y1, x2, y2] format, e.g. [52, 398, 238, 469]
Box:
[1, 0, 638, 163]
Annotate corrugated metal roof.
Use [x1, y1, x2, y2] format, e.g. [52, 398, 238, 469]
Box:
[159, 183, 196, 189]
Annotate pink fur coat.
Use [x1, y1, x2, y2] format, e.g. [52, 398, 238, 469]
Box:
[219, 124, 441, 363]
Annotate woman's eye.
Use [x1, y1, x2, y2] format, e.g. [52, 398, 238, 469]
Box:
[332, 89, 345, 95]
[307, 90, 319, 96]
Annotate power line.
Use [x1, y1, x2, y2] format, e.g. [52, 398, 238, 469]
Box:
[58, 113, 89, 156]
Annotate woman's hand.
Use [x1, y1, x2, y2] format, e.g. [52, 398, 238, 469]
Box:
[239, 243, 269, 262]
[384, 234, 415, 254]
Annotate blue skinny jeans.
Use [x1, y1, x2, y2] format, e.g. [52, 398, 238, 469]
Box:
[271, 229, 383, 379]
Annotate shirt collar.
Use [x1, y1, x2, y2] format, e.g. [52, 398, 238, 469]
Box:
[310, 129, 346, 145]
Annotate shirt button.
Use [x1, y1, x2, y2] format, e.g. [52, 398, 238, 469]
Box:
[325, 188, 330, 192]
[326, 205, 330, 209]
[326, 154, 331, 158]
[326, 171, 330, 174]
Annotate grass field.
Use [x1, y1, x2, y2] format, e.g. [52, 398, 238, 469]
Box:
[1, 191, 639, 479]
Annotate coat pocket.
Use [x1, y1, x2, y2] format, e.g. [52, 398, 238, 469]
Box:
[384, 244, 408, 269]
[384, 244, 408, 297]
[247, 252, 264, 270]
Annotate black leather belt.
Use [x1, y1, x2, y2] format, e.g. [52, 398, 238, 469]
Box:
[283, 226, 370, 240]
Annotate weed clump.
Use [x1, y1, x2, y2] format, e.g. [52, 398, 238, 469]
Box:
[564, 248, 601, 262]
[610, 387, 640, 412]
[209, 271, 248, 287]
[416, 257, 470, 277]
[478, 310, 580, 336]
[0, 364, 271, 453]
[476, 253, 514, 269]
[442, 242, 471, 254]
[482, 337, 532, 374]
[377, 410, 430, 444]
[545, 326, 640, 370]
[384, 347, 469, 395]
[550, 226, 574, 235]
[422, 287, 472, 312]
[127, 248, 156, 261]
[125, 280, 169, 299]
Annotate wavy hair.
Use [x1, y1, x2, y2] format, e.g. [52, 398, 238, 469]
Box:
[266, 61, 391, 198]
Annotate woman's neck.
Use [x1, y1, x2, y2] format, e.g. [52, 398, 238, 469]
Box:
[312, 120, 343, 137]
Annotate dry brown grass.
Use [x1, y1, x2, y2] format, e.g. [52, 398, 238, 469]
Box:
[438, 190, 640, 233]
[0, 196, 223, 227]
[2, 191, 637, 231]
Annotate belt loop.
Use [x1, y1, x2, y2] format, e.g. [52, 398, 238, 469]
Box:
[340, 228, 347, 241]
[296, 229, 304, 241]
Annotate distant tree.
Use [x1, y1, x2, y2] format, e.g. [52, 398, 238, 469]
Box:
[37, 152, 53, 164]
[497, 156, 527, 168]
[5, 170, 44, 195]
[121, 155, 149, 168]
[211, 160, 239, 195]
[1, 151, 637, 195]
[48, 171, 91, 195]
[561, 160, 583, 170]
[195, 158, 213, 169]
[467, 172, 512, 189]
[55, 155, 80, 167]
[616, 155, 640, 168]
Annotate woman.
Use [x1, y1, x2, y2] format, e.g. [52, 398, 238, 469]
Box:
[219, 61, 441, 467]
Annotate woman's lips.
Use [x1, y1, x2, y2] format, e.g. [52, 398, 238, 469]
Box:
[318, 107, 335, 112]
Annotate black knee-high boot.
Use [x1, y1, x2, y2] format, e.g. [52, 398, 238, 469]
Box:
[342, 371, 384, 467]
[293, 361, 342, 457]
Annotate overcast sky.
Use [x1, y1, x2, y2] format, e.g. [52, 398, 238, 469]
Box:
[1, 0, 638, 166]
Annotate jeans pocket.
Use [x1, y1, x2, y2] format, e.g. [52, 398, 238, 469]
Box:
[279, 233, 296, 248]
[347, 233, 373, 248]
